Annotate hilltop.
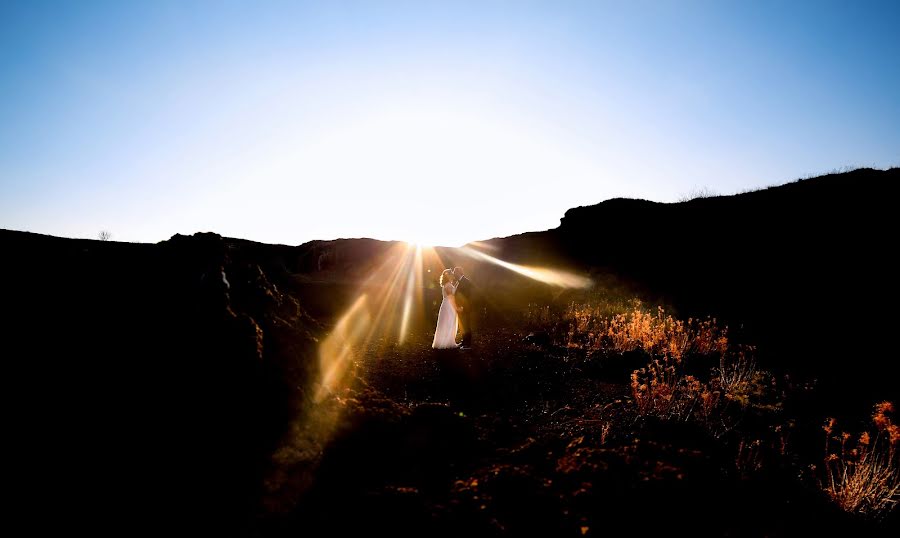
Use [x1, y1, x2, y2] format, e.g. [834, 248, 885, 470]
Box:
[1, 167, 897, 535]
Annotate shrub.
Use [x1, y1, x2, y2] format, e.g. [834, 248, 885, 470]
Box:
[677, 186, 718, 202]
[821, 402, 900, 518]
[630, 360, 711, 421]
[716, 348, 769, 407]
[563, 300, 728, 362]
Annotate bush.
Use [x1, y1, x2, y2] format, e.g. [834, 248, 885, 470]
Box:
[822, 402, 900, 518]
[562, 300, 729, 362]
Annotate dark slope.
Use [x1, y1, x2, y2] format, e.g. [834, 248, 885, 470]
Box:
[2, 167, 898, 533]
[1, 231, 318, 533]
[552, 168, 900, 404]
[284, 167, 900, 402]
[4, 167, 896, 391]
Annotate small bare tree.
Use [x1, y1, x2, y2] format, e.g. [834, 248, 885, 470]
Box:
[677, 186, 719, 203]
[98, 230, 112, 241]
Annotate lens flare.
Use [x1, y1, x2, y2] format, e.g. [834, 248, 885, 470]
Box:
[459, 246, 592, 289]
[399, 244, 423, 343]
[314, 241, 591, 402]
[315, 242, 432, 400]
[315, 293, 370, 402]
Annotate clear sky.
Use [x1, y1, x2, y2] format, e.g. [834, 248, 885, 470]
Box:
[1, 1, 898, 246]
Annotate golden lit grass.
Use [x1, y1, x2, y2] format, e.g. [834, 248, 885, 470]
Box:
[716, 349, 769, 408]
[563, 300, 728, 361]
[531, 297, 899, 518]
[822, 402, 900, 518]
[547, 300, 763, 424]
[629, 360, 712, 421]
[629, 350, 773, 434]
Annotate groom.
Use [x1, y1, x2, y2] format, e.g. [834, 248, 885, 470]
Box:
[453, 266, 474, 349]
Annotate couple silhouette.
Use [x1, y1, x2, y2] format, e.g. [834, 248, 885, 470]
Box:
[431, 266, 473, 350]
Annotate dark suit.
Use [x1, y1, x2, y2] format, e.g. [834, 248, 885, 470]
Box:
[455, 275, 474, 346]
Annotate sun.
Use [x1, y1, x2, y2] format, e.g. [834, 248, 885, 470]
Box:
[402, 229, 478, 248]
[403, 237, 458, 249]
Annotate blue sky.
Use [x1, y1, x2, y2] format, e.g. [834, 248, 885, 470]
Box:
[1, 0, 898, 246]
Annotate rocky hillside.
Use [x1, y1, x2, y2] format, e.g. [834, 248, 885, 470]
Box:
[287, 167, 900, 403]
[2, 230, 319, 533]
[2, 167, 897, 533]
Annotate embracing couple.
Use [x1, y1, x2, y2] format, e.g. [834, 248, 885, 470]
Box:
[431, 266, 474, 350]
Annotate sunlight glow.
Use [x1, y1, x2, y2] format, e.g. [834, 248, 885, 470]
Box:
[459, 246, 593, 289]
[201, 98, 605, 247]
[399, 244, 424, 343]
[315, 294, 370, 402]
[316, 242, 436, 401]
[4, 3, 899, 246]
[316, 242, 592, 401]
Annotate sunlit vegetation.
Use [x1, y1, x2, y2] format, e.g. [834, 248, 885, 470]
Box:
[629, 361, 710, 421]
[562, 300, 729, 361]
[822, 402, 900, 518]
[528, 300, 769, 430]
[270, 293, 898, 533]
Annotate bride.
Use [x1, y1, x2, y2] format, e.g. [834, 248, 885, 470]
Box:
[432, 268, 462, 349]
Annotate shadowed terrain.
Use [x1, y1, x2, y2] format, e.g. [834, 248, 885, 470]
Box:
[293, 167, 900, 404]
[2, 168, 898, 535]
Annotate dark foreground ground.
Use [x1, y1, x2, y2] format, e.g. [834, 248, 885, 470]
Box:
[259, 327, 897, 537]
[3, 165, 899, 536]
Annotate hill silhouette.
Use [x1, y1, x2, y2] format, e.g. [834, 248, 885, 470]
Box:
[496, 167, 900, 405]
[286, 166, 899, 402]
[2, 167, 898, 534]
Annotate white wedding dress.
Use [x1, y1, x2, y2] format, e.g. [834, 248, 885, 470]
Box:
[432, 281, 460, 349]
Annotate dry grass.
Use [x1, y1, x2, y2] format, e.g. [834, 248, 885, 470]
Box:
[716, 348, 771, 407]
[563, 300, 728, 361]
[630, 360, 713, 421]
[822, 402, 900, 519]
[533, 299, 769, 430]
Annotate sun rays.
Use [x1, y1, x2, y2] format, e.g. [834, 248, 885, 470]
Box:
[315, 294, 370, 402]
[315, 241, 438, 401]
[457, 245, 593, 289]
[314, 241, 592, 401]
[398, 243, 424, 344]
